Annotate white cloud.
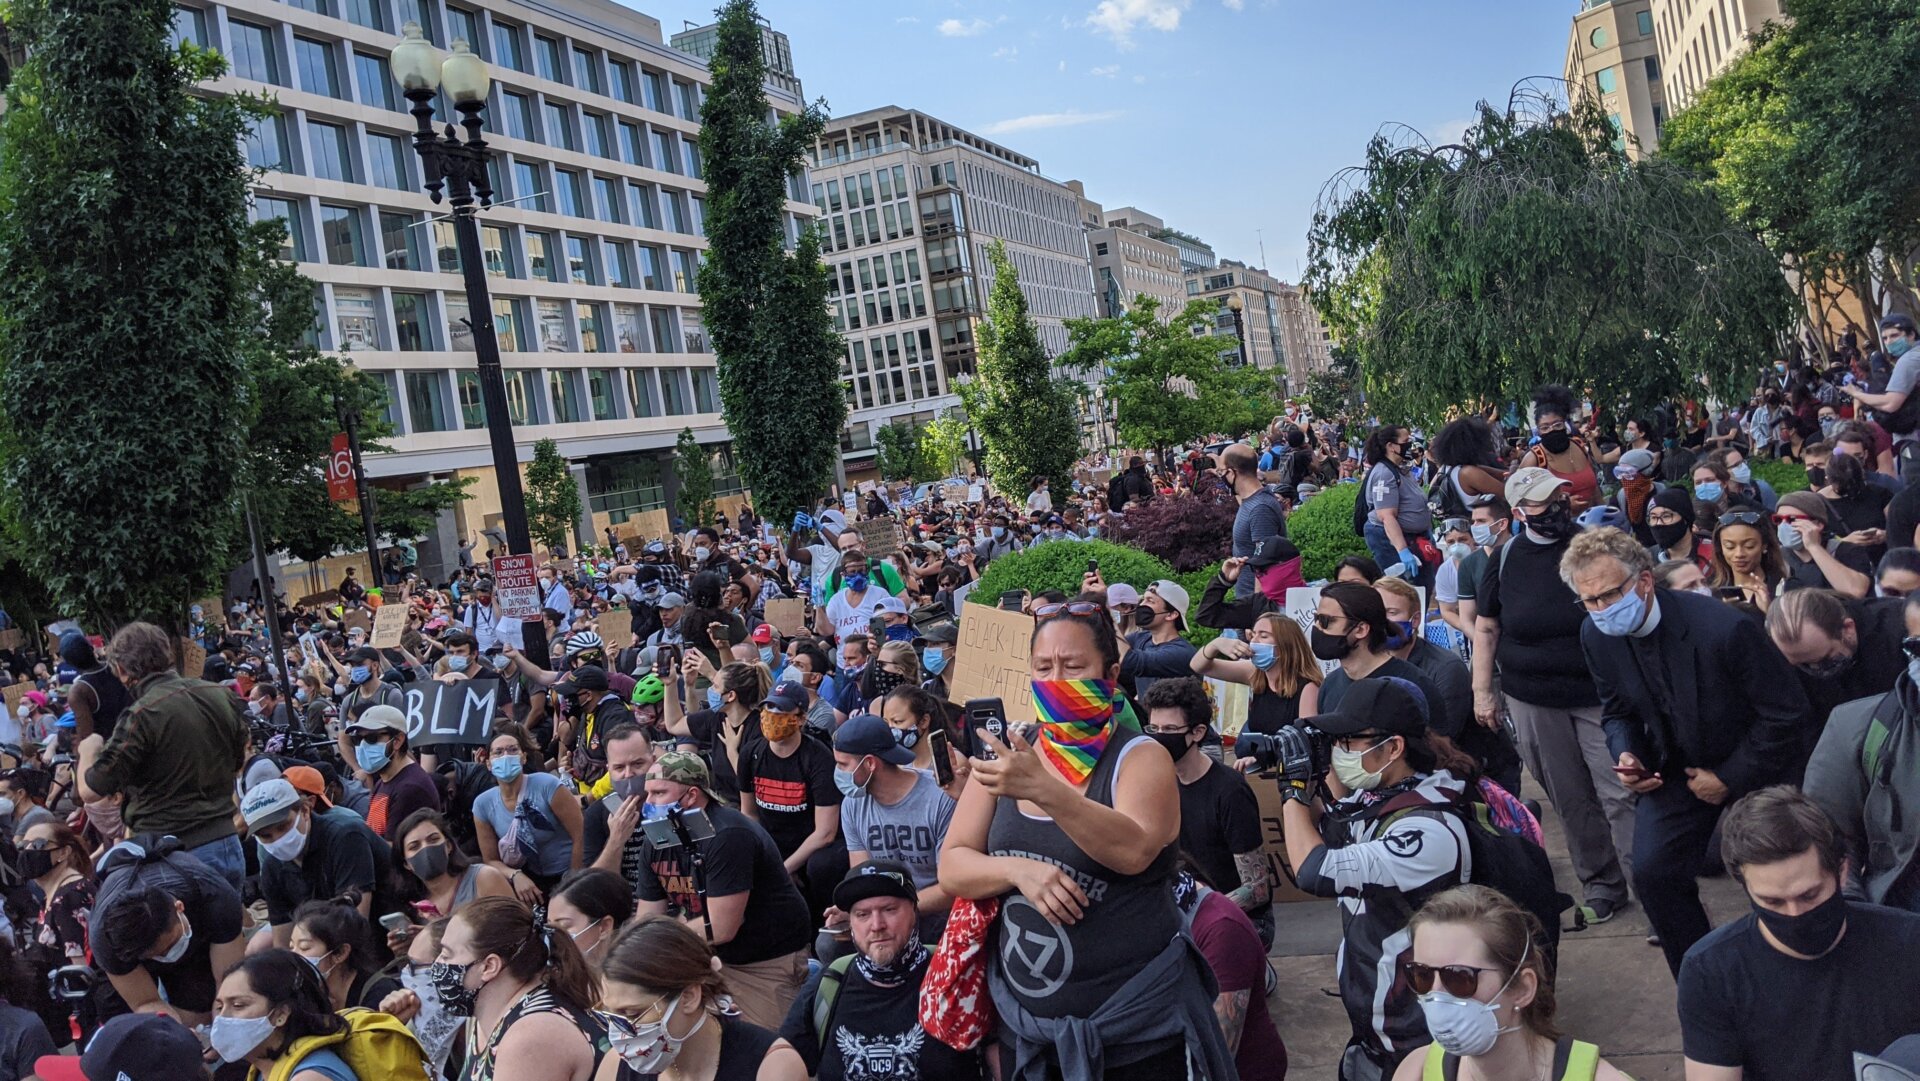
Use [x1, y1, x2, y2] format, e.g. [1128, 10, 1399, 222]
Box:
[1132, 73, 1148, 83]
[1084, 0, 1190, 46]
[981, 109, 1125, 135]
[994, 45, 1020, 60]
[938, 17, 993, 36]
[1431, 118, 1474, 145]
[1090, 64, 1120, 77]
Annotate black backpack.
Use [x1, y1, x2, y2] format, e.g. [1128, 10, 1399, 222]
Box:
[1106, 471, 1129, 511]
[1382, 796, 1574, 967]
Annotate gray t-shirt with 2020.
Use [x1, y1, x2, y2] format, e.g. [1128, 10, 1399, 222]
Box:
[838, 768, 955, 892]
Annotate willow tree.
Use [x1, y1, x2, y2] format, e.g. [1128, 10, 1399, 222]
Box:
[1304, 81, 1794, 425]
[0, 0, 256, 626]
[698, 0, 843, 526]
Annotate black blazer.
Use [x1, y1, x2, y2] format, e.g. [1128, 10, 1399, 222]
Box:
[1581, 588, 1811, 797]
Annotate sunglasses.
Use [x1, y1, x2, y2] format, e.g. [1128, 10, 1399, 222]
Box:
[1769, 513, 1811, 525]
[1034, 601, 1105, 620]
[1400, 959, 1501, 998]
[345, 730, 395, 746]
[1719, 510, 1767, 528]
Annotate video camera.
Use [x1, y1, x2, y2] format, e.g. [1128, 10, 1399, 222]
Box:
[1233, 723, 1333, 783]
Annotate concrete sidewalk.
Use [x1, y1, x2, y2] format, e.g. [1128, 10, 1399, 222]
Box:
[1265, 797, 1748, 1079]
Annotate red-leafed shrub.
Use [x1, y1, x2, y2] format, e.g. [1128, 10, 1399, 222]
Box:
[1105, 490, 1239, 572]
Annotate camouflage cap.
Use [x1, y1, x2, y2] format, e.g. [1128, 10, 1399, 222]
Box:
[651, 750, 710, 787]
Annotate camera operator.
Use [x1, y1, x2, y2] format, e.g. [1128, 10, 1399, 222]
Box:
[1262, 677, 1475, 1081]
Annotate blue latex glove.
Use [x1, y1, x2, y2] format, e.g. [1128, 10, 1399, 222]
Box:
[1397, 548, 1421, 579]
[792, 511, 813, 531]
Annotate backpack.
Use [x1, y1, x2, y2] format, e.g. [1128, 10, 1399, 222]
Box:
[1860, 689, 1906, 788]
[1381, 793, 1574, 962]
[811, 944, 937, 1043]
[252, 1008, 430, 1081]
[1426, 466, 1470, 521]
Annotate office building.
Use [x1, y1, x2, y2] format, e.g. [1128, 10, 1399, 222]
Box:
[1650, 0, 1784, 110]
[1068, 187, 1188, 321]
[669, 16, 801, 101]
[1565, 0, 1668, 156]
[806, 106, 1099, 467]
[1185, 260, 1333, 396]
[1106, 205, 1216, 273]
[180, 0, 814, 581]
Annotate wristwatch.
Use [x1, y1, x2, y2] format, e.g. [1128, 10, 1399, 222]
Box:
[1278, 779, 1313, 807]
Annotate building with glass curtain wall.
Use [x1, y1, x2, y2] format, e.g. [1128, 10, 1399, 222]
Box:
[172, 0, 813, 577]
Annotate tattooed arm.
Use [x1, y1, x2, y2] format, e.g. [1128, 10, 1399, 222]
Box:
[1214, 988, 1251, 1054]
[1226, 850, 1271, 911]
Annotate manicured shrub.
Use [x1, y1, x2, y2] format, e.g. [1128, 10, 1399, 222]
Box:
[1288, 483, 1371, 581]
[970, 539, 1174, 607]
[1104, 489, 1239, 572]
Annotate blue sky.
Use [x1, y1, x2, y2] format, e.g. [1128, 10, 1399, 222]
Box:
[648, 0, 1573, 281]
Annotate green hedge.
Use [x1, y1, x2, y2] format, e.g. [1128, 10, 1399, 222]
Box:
[971, 539, 1173, 607]
[1750, 458, 1810, 496]
[1176, 562, 1223, 649]
[1288, 482, 1371, 581]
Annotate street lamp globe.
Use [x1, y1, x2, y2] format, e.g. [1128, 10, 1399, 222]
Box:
[388, 21, 443, 94]
[1226, 293, 1244, 313]
[441, 38, 491, 104]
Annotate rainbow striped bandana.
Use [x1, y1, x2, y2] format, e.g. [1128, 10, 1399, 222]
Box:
[1031, 678, 1120, 785]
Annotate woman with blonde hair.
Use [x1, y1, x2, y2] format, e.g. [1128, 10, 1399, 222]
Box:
[1392, 885, 1633, 1080]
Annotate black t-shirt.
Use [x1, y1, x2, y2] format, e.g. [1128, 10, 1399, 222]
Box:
[582, 794, 649, 895]
[685, 708, 762, 807]
[779, 961, 988, 1081]
[1245, 688, 1304, 735]
[1828, 486, 1893, 536]
[1478, 536, 1602, 708]
[1783, 542, 1876, 593]
[1679, 902, 1920, 1080]
[259, 812, 393, 926]
[1321, 657, 1454, 739]
[1177, 761, 1266, 920]
[736, 735, 842, 858]
[92, 850, 244, 977]
[1886, 482, 1920, 551]
[632, 804, 812, 966]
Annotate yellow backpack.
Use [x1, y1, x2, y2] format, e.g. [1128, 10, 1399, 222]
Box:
[249, 1008, 431, 1081]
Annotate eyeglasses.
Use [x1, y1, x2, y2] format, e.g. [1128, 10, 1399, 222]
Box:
[345, 730, 395, 746]
[1578, 575, 1638, 609]
[1142, 724, 1193, 736]
[1400, 959, 1501, 998]
[1719, 511, 1767, 529]
[1033, 601, 1105, 620]
[1312, 613, 1353, 631]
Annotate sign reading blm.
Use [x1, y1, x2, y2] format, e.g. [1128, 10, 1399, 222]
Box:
[399, 680, 503, 746]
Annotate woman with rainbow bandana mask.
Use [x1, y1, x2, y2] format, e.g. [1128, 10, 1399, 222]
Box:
[938, 599, 1237, 1081]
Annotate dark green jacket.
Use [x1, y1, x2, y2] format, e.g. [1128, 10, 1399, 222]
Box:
[87, 672, 248, 849]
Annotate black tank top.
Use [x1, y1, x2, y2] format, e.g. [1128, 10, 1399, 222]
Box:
[986, 732, 1178, 1019]
[74, 669, 131, 738]
[620, 1013, 778, 1081]
[1245, 687, 1303, 735]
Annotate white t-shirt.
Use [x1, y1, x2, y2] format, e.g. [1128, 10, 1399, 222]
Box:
[806, 543, 842, 608]
[1026, 488, 1053, 514]
[464, 603, 525, 653]
[825, 587, 884, 640]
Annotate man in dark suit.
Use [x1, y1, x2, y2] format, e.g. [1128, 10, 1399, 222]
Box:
[1562, 527, 1811, 976]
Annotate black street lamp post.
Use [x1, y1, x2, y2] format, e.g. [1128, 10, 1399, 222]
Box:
[389, 23, 545, 667]
[1226, 293, 1251, 368]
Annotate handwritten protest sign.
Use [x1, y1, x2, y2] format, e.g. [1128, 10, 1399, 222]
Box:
[179, 638, 208, 679]
[342, 609, 373, 637]
[764, 598, 807, 638]
[947, 602, 1036, 722]
[1253, 776, 1323, 903]
[398, 680, 504, 746]
[855, 517, 903, 558]
[598, 609, 634, 652]
[371, 604, 408, 649]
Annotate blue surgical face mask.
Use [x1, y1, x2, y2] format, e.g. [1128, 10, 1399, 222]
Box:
[833, 767, 861, 798]
[922, 647, 949, 676]
[1695, 482, 1724, 503]
[354, 739, 392, 774]
[991, 526, 1007, 540]
[489, 754, 523, 782]
[759, 646, 775, 665]
[1777, 520, 1805, 551]
[447, 654, 470, 672]
[706, 687, 725, 712]
[1250, 643, 1277, 670]
[1730, 463, 1753, 485]
[349, 665, 371, 685]
[1470, 523, 1499, 547]
[1890, 337, 1914, 358]
[1589, 583, 1649, 637]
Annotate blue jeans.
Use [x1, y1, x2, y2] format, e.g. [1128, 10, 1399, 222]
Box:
[189, 834, 245, 891]
[1363, 520, 1435, 592]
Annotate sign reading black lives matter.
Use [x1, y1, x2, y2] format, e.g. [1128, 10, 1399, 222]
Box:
[397, 679, 503, 746]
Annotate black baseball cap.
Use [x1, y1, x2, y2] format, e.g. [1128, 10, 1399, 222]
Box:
[1246, 535, 1301, 569]
[832, 858, 918, 910]
[37, 1012, 209, 1081]
[1311, 677, 1429, 740]
[554, 664, 609, 695]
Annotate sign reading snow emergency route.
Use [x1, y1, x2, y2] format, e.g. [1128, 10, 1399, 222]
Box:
[491, 554, 541, 620]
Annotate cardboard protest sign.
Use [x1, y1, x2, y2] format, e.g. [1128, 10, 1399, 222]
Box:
[598, 609, 634, 652]
[0, 629, 20, 651]
[1, 683, 29, 717]
[947, 602, 1036, 722]
[855, 517, 903, 558]
[967, 484, 984, 503]
[942, 483, 968, 505]
[179, 638, 208, 679]
[1207, 677, 1251, 740]
[342, 609, 373, 637]
[397, 680, 505, 746]
[1252, 776, 1323, 903]
[295, 590, 341, 609]
[491, 554, 541, 619]
[371, 604, 408, 649]
[764, 598, 807, 638]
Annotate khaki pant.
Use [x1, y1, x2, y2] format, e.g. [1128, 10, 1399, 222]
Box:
[721, 947, 809, 1030]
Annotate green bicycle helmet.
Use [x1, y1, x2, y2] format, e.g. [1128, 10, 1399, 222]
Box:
[632, 672, 666, 706]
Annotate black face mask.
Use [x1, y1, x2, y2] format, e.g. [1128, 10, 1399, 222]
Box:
[1807, 466, 1827, 489]
[1650, 522, 1692, 550]
[1310, 627, 1355, 661]
[1525, 500, 1577, 541]
[862, 666, 907, 700]
[1539, 429, 1573, 454]
[1754, 885, 1848, 958]
[16, 848, 54, 881]
[407, 843, 450, 882]
[1134, 606, 1159, 628]
[1147, 730, 1193, 762]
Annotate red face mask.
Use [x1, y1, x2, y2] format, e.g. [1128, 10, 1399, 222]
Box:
[1257, 558, 1307, 603]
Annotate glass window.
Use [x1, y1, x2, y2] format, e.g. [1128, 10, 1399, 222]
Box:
[583, 112, 612, 158]
[682, 137, 702, 179]
[244, 114, 289, 171]
[566, 235, 594, 283]
[505, 369, 542, 424]
[614, 304, 645, 353]
[228, 20, 280, 84]
[495, 297, 528, 351]
[619, 122, 646, 166]
[552, 169, 582, 216]
[1595, 67, 1618, 94]
[392, 291, 431, 350]
[650, 308, 679, 352]
[572, 48, 602, 94]
[442, 295, 472, 350]
[650, 130, 676, 173]
[397, 0, 437, 43]
[661, 190, 687, 233]
[642, 69, 667, 113]
[692, 367, 719, 413]
[632, 183, 659, 229]
[355, 52, 397, 110]
[491, 21, 524, 71]
[307, 122, 354, 182]
[689, 195, 704, 236]
[603, 240, 632, 287]
[513, 161, 548, 212]
[368, 132, 408, 190]
[380, 211, 423, 270]
[682, 310, 707, 353]
[343, 0, 386, 31]
[526, 230, 556, 281]
[670, 250, 697, 292]
[674, 81, 698, 120]
[335, 287, 379, 350]
[446, 7, 480, 50]
[577, 304, 606, 353]
[501, 91, 535, 140]
[593, 176, 623, 224]
[588, 368, 620, 419]
[255, 196, 309, 261]
[432, 220, 460, 273]
[637, 246, 663, 290]
[550, 369, 585, 422]
[627, 368, 659, 416]
[660, 366, 691, 414]
[405, 371, 452, 433]
[610, 60, 635, 104]
[1636, 9, 1653, 34]
[1589, 25, 1608, 48]
[482, 224, 513, 277]
[543, 102, 575, 150]
[1645, 55, 1660, 80]
[455, 371, 485, 429]
[294, 36, 341, 96]
[537, 299, 570, 351]
[319, 204, 367, 266]
[170, 6, 208, 48]
[535, 35, 564, 82]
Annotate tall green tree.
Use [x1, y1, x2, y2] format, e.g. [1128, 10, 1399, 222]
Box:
[0, 0, 258, 627]
[874, 420, 930, 482]
[673, 427, 715, 528]
[524, 438, 580, 553]
[919, 411, 969, 478]
[1059, 295, 1269, 450]
[698, 0, 843, 528]
[962, 241, 1081, 491]
[1305, 83, 1793, 426]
